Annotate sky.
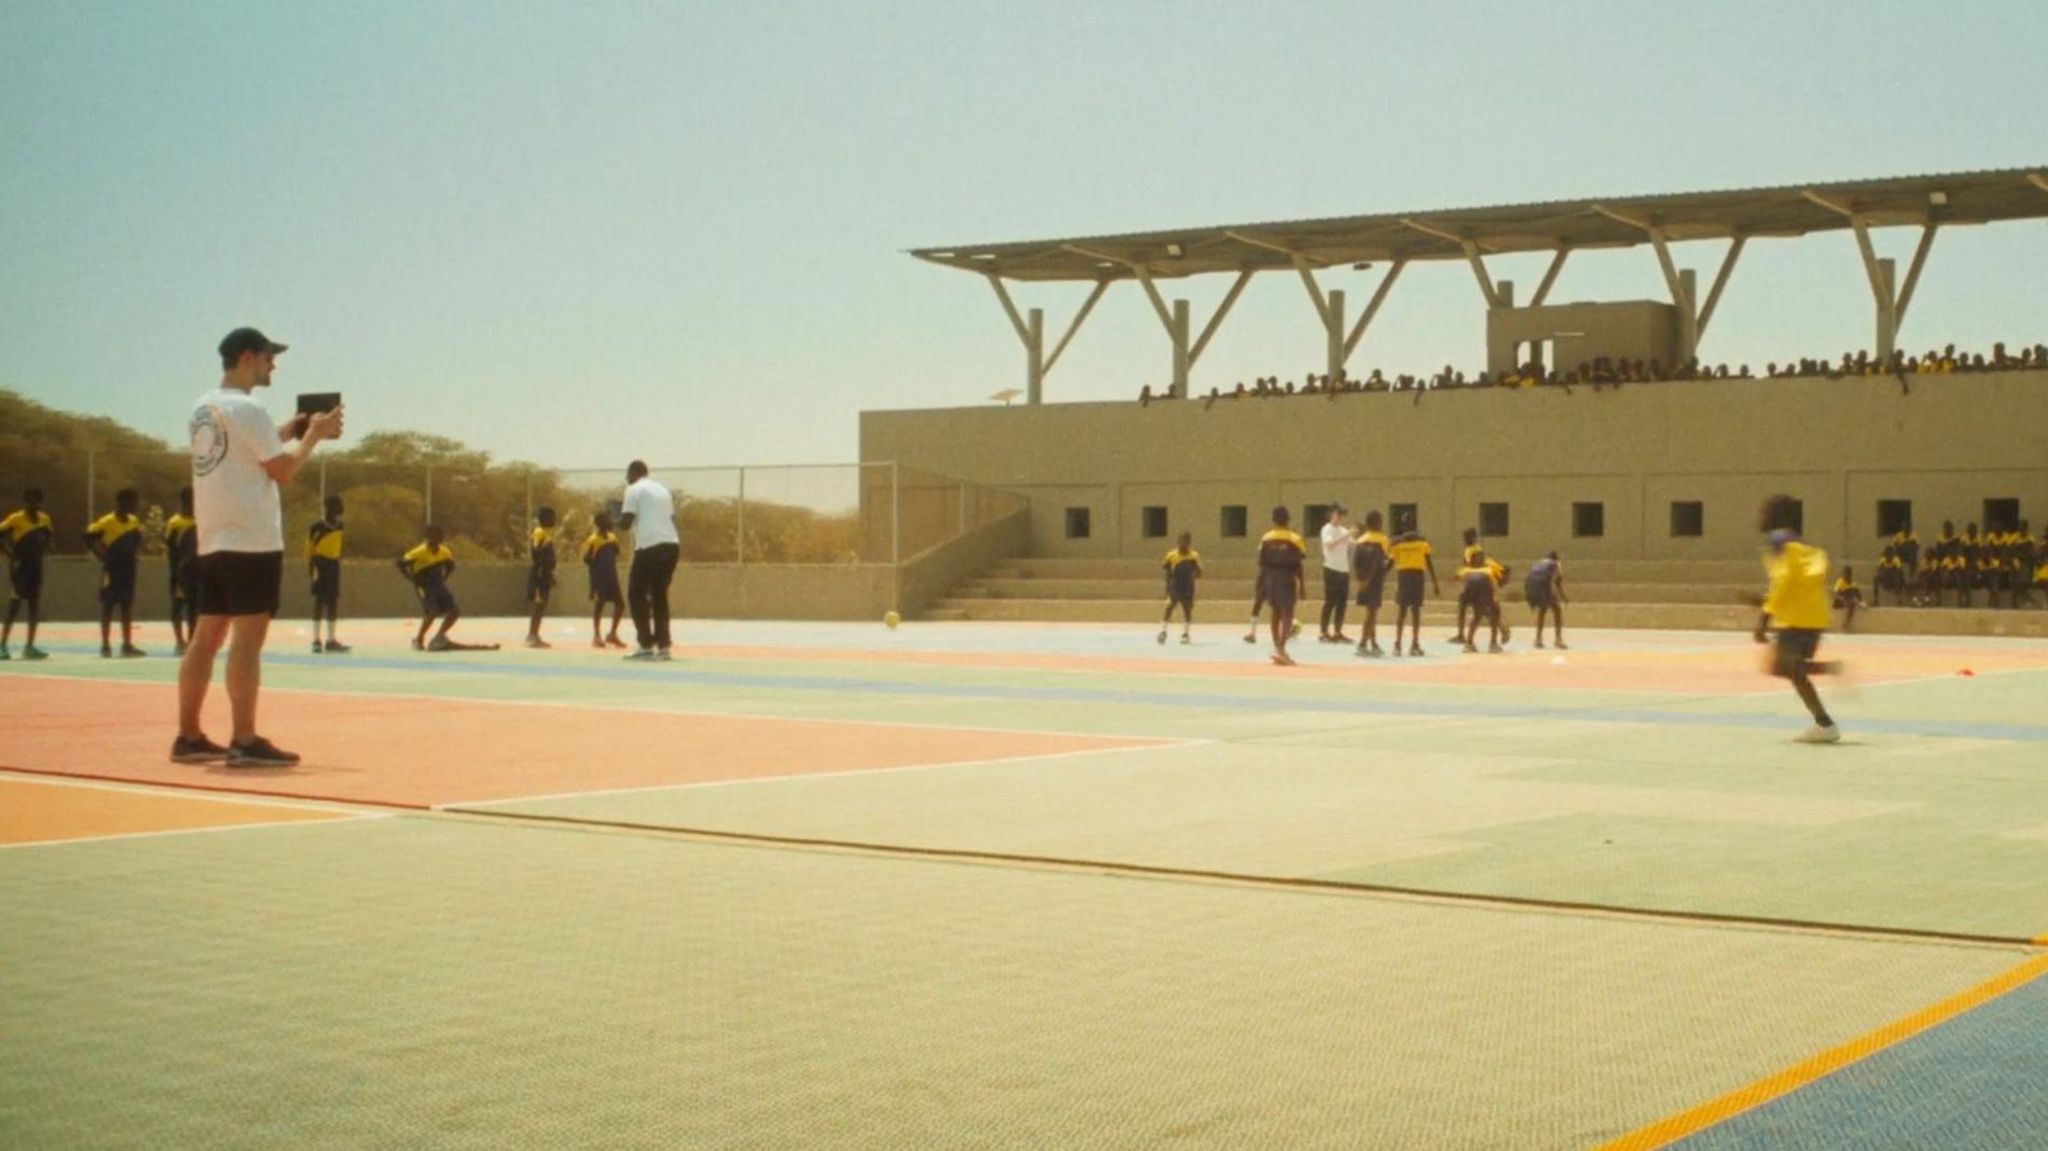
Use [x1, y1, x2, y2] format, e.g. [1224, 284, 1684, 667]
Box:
[3, 1, 2044, 469]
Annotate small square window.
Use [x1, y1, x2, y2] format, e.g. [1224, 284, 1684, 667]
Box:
[1780, 500, 1804, 535]
[1670, 501, 1704, 538]
[1141, 506, 1168, 539]
[1984, 498, 2020, 534]
[1064, 507, 1091, 540]
[1876, 500, 1912, 538]
[1304, 504, 1332, 533]
[1573, 502, 1605, 538]
[1478, 502, 1510, 538]
[1220, 506, 1249, 539]
[1388, 503, 1418, 535]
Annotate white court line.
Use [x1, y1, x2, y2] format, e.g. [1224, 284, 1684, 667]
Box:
[0, 669, 1183, 745]
[0, 812, 392, 852]
[438, 737, 1210, 810]
[0, 770, 369, 814]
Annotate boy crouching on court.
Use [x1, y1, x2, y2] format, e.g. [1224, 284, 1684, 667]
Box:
[396, 526, 492, 652]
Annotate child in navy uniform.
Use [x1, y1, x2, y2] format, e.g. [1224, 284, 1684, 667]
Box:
[1525, 551, 1567, 649]
[525, 507, 559, 649]
[0, 487, 54, 661]
[86, 489, 146, 658]
[1158, 531, 1202, 645]
[583, 512, 627, 648]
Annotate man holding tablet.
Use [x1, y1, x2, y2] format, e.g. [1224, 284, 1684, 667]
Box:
[174, 327, 343, 767]
[618, 459, 679, 661]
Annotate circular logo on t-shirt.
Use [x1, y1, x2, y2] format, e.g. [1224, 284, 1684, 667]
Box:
[191, 405, 229, 476]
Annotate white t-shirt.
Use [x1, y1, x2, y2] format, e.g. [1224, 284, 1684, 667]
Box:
[621, 477, 678, 550]
[1321, 522, 1354, 573]
[189, 388, 287, 555]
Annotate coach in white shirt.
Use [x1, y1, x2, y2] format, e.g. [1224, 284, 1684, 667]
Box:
[618, 460, 679, 661]
[175, 328, 342, 767]
[1318, 503, 1354, 643]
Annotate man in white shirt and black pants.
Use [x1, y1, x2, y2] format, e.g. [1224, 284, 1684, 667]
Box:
[619, 460, 679, 661]
[1318, 503, 1354, 643]
[174, 328, 342, 766]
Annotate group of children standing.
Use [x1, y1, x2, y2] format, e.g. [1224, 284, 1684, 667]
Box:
[1154, 506, 1569, 666]
[0, 484, 637, 659]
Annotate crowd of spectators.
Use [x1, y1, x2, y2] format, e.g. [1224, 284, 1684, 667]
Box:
[1135, 340, 2048, 405]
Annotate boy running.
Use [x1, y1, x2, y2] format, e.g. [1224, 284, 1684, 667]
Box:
[1256, 506, 1308, 666]
[397, 526, 496, 652]
[164, 487, 200, 654]
[1351, 511, 1391, 657]
[1387, 525, 1440, 657]
[307, 496, 349, 653]
[583, 512, 627, 648]
[87, 489, 146, 658]
[1526, 550, 1568, 649]
[525, 507, 559, 648]
[1158, 531, 1201, 645]
[1751, 494, 1843, 743]
[0, 488, 53, 661]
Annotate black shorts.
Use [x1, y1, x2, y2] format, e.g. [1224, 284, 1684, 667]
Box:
[1395, 569, 1425, 608]
[1525, 589, 1555, 611]
[1355, 575, 1385, 609]
[1833, 591, 1862, 609]
[99, 562, 137, 607]
[310, 557, 342, 602]
[1772, 628, 1823, 677]
[1460, 582, 1497, 612]
[417, 583, 458, 617]
[1258, 569, 1299, 615]
[527, 571, 555, 607]
[589, 569, 623, 605]
[198, 551, 283, 617]
[9, 559, 45, 601]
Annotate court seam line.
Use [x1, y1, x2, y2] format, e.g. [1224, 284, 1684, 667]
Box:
[436, 738, 1207, 808]
[429, 804, 2048, 951]
[0, 669, 1188, 746]
[1591, 951, 2048, 1151]
[0, 764, 434, 812]
[0, 770, 373, 813]
[0, 812, 391, 852]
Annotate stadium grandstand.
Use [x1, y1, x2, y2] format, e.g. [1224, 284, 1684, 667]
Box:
[878, 167, 2048, 637]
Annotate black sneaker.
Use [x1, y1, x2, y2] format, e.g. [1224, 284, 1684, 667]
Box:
[170, 734, 230, 764]
[227, 738, 301, 768]
[312, 640, 325, 654]
[100, 645, 113, 658]
[323, 640, 351, 654]
[120, 644, 147, 658]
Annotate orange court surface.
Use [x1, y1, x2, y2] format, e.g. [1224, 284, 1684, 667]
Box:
[5, 615, 2048, 1149]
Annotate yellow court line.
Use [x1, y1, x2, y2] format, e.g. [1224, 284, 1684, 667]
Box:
[1595, 952, 2048, 1151]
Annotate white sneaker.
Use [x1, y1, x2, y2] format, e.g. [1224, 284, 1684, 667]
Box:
[1794, 724, 1841, 744]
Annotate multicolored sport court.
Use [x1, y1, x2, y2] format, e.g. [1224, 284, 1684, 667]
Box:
[5, 617, 2047, 1149]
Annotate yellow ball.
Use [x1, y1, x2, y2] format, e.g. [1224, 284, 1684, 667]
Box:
[884, 610, 901, 630]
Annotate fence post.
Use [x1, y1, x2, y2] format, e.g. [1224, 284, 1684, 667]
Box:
[424, 466, 433, 523]
[890, 461, 901, 614]
[524, 469, 533, 534]
[85, 448, 96, 519]
[319, 458, 328, 503]
[736, 467, 745, 566]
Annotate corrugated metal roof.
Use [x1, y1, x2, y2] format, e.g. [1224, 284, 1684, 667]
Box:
[911, 166, 2048, 282]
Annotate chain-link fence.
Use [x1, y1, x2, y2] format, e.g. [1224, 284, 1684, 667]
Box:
[15, 450, 1023, 569]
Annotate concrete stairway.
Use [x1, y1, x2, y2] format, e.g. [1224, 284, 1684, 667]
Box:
[923, 556, 2048, 637]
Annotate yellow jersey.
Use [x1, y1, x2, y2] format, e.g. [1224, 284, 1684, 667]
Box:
[401, 542, 455, 581]
[1762, 538, 1832, 630]
[1389, 536, 1433, 572]
[308, 518, 345, 561]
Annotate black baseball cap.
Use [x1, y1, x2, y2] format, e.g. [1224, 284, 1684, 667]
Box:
[218, 327, 288, 365]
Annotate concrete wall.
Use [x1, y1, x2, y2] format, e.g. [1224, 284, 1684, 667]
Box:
[897, 507, 1030, 617]
[1489, 299, 1678, 375]
[861, 370, 2048, 564]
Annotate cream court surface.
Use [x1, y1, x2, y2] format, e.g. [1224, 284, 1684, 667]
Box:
[4, 618, 2046, 1148]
